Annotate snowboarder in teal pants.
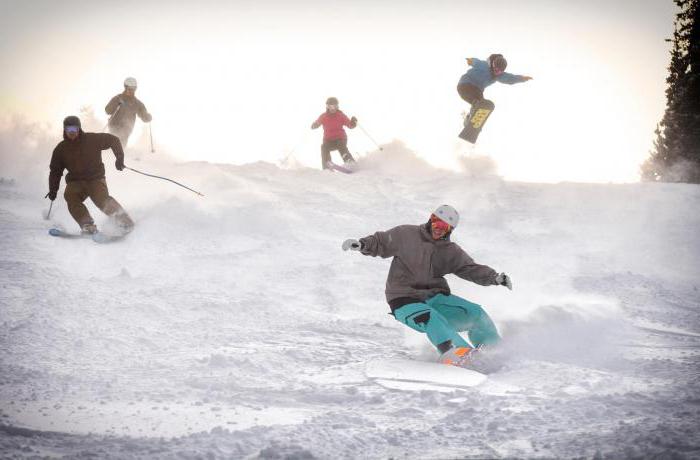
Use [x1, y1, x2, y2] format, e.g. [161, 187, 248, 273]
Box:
[342, 205, 513, 367]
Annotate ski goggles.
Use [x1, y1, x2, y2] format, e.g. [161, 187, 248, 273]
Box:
[64, 126, 79, 134]
[430, 214, 451, 233]
[326, 104, 338, 110]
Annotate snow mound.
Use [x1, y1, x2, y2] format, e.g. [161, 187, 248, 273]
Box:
[1, 119, 700, 458]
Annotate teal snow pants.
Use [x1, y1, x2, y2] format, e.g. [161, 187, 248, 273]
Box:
[392, 293, 500, 352]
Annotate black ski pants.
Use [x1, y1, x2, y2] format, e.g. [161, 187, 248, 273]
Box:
[457, 83, 484, 106]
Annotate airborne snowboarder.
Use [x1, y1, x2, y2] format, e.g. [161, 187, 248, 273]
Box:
[457, 54, 532, 143]
[105, 77, 152, 148]
[311, 97, 358, 170]
[342, 205, 512, 368]
[46, 116, 134, 235]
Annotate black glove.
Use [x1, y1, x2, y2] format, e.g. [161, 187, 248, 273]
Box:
[350, 116, 358, 124]
[115, 158, 125, 171]
[45, 190, 57, 201]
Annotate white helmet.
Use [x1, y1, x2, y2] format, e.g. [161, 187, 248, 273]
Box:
[124, 77, 138, 88]
[433, 204, 459, 228]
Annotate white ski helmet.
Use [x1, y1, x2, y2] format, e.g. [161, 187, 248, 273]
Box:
[433, 204, 459, 228]
[124, 77, 138, 88]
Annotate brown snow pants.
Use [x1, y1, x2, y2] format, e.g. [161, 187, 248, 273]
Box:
[64, 178, 134, 229]
[321, 138, 355, 169]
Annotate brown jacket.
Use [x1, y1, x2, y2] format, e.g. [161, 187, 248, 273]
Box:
[49, 131, 124, 194]
[105, 93, 151, 133]
[359, 223, 499, 304]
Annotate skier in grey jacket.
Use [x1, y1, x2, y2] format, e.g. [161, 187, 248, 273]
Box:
[342, 205, 512, 366]
[105, 77, 152, 148]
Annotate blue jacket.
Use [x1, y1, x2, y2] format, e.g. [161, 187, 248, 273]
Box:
[458, 58, 525, 90]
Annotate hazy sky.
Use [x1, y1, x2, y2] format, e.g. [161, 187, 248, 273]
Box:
[0, 0, 675, 182]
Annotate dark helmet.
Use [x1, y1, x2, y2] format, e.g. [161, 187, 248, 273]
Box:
[488, 54, 507, 74]
[326, 97, 339, 106]
[63, 115, 81, 128]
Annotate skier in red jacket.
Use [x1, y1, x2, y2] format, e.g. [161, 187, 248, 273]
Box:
[311, 97, 358, 170]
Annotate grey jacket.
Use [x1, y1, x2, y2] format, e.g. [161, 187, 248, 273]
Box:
[105, 94, 151, 133]
[359, 223, 499, 304]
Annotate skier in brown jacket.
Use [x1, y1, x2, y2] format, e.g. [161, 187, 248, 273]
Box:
[342, 205, 512, 367]
[105, 77, 152, 148]
[46, 116, 134, 234]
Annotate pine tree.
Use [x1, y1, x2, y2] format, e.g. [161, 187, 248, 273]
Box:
[642, 0, 700, 182]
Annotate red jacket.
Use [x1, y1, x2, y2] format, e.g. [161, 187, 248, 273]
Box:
[313, 110, 356, 141]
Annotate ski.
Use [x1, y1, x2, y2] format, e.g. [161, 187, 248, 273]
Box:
[326, 161, 353, 174]
[48, 228, 92, 239]
[91, 232, 127, 244]
[48, 228, 127, 243]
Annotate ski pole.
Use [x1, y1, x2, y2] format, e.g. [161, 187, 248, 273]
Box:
[43, 199, 53, 220]
[281, 130, 310, 165]
[103, 103, 123, 132]
[357, 123, 383, 151]
[149, 124, 155, 153]
[126, 166, 204, 197]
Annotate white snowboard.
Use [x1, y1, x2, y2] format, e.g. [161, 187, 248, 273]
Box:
[366, 358, 487, 392]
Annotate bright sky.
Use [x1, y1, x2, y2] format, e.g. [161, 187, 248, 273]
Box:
[0, 0, 674, 182]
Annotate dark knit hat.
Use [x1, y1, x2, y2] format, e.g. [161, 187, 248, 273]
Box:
[63, 115, 81, 128]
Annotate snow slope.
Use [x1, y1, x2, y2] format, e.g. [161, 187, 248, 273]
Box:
[1, 132, 699, 458]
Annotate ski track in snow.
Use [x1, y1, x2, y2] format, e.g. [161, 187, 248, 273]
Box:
[1, 145, 700, 459]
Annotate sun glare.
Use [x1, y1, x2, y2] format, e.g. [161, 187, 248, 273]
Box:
[1, 2, 671, 183]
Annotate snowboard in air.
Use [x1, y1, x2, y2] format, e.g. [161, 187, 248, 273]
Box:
[459, 99, 495, 143]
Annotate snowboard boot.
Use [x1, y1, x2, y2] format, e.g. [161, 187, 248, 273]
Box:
[463, 109, 475, 127]
[439, 346, 477, 368]
[442, 345, 503, 373]
[80, 223, 98, 235]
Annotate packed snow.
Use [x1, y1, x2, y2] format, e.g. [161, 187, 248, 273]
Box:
[1, 119, 699, 458]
